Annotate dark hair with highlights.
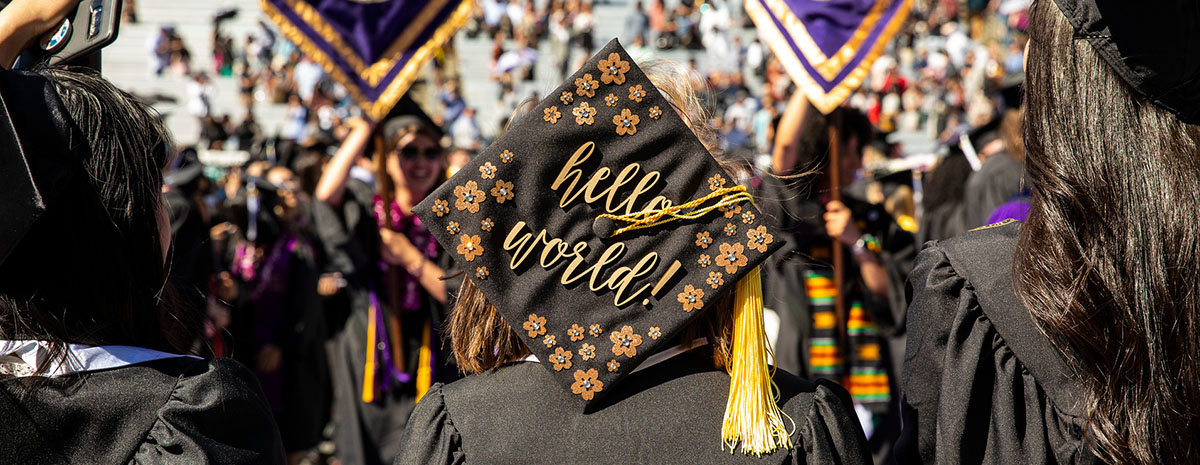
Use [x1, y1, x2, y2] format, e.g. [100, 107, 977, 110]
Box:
[0, 68, 201, 374]
[1018, 1, 1200, 463]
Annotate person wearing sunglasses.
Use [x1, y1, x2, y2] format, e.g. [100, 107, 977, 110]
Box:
[313, 112, 462, 465]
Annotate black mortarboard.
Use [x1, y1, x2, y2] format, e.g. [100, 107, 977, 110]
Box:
[0, 71, 90, 267]
[414, 40, 791, 454]
[1052, 0, 1200, 124]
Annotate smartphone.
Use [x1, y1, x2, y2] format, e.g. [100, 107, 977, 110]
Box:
[3, 0, 123, 69]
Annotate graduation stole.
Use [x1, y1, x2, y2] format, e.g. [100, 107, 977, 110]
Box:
[745, 0, 913, 113]
[260, 0, 472, 121]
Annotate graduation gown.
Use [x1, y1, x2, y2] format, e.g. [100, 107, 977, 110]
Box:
[395, 346, 871, 465]
[0, 357, 284, 464]
[897, 221, 1100, 464]
[313, 179, 462, 465]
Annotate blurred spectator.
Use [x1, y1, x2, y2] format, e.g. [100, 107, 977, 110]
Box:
[186, 73, 214, 118]
[450, 106, 482, 151]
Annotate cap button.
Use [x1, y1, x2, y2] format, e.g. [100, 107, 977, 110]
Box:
[592, 216, 616, 239]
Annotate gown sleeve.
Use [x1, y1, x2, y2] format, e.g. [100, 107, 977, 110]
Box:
[131, 358, 285, 465]
[896, 244, 1093, 465]
[394, 383, 466, 465]
[796, 380, 873, 465]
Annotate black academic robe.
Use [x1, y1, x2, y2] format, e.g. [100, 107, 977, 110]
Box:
[0, 357, 284, 464]
[313, 179, 462, 465]
[395, 346, 871, 465]
[960, 152, 1024, 230]
[897, 221, 1100, 464]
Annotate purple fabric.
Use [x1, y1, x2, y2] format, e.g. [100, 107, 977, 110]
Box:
[757, 0, 909, 93]
[244, 234, 301, 412]
[370, 290, 412, 396]
[987, 199, 1031, 224]
[264, 0, 465, 108]
[783, 0, 876, 57]
[372, 195, 440, 313]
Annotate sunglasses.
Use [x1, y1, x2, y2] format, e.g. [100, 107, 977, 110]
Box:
[399, 146, 443, 161]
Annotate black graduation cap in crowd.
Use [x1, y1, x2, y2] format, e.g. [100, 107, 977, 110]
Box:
[1051, 0, 1200, 124]
[414, 40, 791, 454]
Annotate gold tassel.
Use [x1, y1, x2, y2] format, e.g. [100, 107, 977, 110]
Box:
[722, 266, 793, 455]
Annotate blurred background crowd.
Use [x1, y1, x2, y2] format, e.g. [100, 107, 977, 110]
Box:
[104, 0, 1031, 464]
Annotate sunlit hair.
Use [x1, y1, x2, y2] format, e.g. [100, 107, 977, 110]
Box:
[449, 63, 739, 374]
[1018, 1, 1200, 463]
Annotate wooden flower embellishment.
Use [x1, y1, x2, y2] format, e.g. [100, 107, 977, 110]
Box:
[457, 234, 484, 261]
[551, 347, 573, 371]
[523, 313, 547, 338]
[709, 174, 727, 191]
[607, 359, 621, 372]
[648, 327, 661, 340]
[609, 325, 643, 358]
[720, 203, 742, 218]
[579, 343, 597, 360]
[604, 93, 619, 107]
[648, 106, 662, 119]
[544, 106, 562, 124]
[560, 91, 574, 105]
[571, 368, 603, 400]
[598, 52, 630, 85]
[677, 285, 705, 312]
[454, 181, 485, 213]
[543, 334, 557, 347]
[431, 199, 449, 217]
[490, 179, 515, 204]
[697, 254, 713, 268]
[479, 162, 498, 179]
[715, 242, 748, 274]
[724, 223, 738, 236]
[695, 231, 713, 249]
[747, 225, 774, 253]
[500, 150, 515, 164]
[613, 109, 640, 136]
[475, 266, 489, 280]
[628, 84, 646, 103]
[446, 221, 461, 235]
[481, 217, 494, 231]
[588, 324, 603, 337]
[569, 324, 586, 342]
[575, 73, 599, 98]
[706, 271, 724, 289]
[573, 102, 596, 125]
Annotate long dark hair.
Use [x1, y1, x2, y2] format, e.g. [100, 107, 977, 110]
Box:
[0, 68, 201, 373]
[1017, 1, 1200, 463]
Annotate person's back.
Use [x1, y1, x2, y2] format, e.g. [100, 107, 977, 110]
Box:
[2, 356, 281, 464]
[395, 42, 870, 465]
[401, 347, 864, 464]
[0, 2, 283, 463]
[900, 0, 1200, 463]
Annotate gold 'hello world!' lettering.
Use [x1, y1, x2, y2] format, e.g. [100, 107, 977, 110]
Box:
[502, 141, 679, 308]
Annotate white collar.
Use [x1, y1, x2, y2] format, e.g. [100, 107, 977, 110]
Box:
[521, 338, 710, 374]
[0, 340, 200, 378]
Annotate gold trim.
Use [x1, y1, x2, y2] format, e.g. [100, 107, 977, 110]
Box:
[746, 0, 912, 114]
[261, 0, 373, 110]
[367, 0, 472, 120]
[969, 218, 1018, 232]
[261, 0, 474, 121]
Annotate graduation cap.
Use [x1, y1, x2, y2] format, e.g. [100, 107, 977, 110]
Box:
[1051, 0, 1200, 124]
[414, 40, 791, 455]
[367, 95, 444, 158]
[0, 71, 90, 267]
